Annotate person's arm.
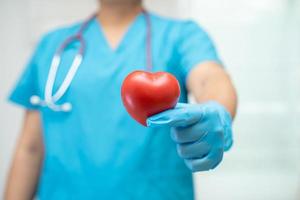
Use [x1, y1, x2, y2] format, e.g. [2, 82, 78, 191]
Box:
[4, 110, 44, 200]
[147, 62, 237, 172]
[187, 61, 237, 118]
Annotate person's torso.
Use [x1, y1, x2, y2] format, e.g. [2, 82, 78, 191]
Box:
[35, 12, 194, 200]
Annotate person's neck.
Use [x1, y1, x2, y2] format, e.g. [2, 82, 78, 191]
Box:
[97, 3, 143, 27]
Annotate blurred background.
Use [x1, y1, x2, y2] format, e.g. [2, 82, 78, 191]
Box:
[0, 0, 299, 199]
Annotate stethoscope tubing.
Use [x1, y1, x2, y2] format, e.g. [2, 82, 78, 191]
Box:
[30, 10, 152, 112]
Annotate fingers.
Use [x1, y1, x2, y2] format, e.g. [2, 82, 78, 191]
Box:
[170, 122, 210, 144]
[147, 103, 203, 128]
[170, 115, 221, 144]
[176, 141, 210, 159]
[184, 148, 224, 172]
[224, 125, 233, 151]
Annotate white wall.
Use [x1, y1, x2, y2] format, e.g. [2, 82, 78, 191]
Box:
[184, 0, 300, 199]
[1, 0, 300, 199]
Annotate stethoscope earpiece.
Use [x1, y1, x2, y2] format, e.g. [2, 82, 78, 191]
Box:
[30, 95, 42, 105]
[61, 103, 72, 112]
[30, 94, 72, 112]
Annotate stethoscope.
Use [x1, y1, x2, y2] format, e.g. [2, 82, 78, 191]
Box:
[30, 10, 152, 112]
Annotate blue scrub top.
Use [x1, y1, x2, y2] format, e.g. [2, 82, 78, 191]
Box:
[9, 12, 220, 200]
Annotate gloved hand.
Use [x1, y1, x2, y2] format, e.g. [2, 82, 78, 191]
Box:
[147, 101, 233, 172]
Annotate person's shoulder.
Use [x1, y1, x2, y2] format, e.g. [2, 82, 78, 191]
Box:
[30, 21, 83, 59]
[149, 12, 204, 33]
[149, 12, 206, 40]
[151, 12, 199, 25]
[39, 21, 82, 44]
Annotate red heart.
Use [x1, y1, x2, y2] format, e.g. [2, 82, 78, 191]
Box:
[121, 71, 180, 126]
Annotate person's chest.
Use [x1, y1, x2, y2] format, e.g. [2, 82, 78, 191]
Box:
[37, 37, 179, 100]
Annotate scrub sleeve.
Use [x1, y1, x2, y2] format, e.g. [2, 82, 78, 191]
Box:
[8, 36, 47, 110]
[176, 21, 221, 80]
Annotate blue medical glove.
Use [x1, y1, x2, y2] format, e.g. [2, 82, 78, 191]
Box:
[147, 101, 233, 172]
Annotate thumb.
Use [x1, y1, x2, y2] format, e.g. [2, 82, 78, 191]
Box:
[147, 103, 203, 128]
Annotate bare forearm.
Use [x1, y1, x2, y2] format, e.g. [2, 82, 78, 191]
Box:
[187, 62, 238, 118]
[4, 111, 44, 200]
[5, 146, 43, 200]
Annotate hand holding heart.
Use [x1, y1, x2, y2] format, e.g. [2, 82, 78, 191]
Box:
[147, 102, 233, 172]
[121, 71, 233, 172]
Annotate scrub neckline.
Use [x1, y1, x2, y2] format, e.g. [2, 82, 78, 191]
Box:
[93, 12, 144, 54]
